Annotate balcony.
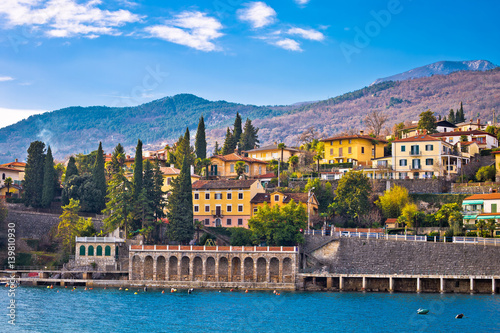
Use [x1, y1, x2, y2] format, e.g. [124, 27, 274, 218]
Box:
[212, 209, 224, 218]
[462, 210, 482, 215]
[409, 151, 421, 156]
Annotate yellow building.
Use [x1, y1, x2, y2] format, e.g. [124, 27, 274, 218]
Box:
[244, 145, 305, 162]
[160, 166, 201, 194]
[320, 133, 387, 166]
[192, 179, 265, 228]
[392, 134, 468, 179]
[250, 191, 319, 217]
[0, 159, 26, 198]
[493, 151, 500, 182]
[209, 153, 267, 179]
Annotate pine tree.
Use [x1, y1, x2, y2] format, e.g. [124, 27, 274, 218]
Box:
[65, 156, 78, 181]
[133, 139, 143, 198]
[221, 127, 235, 155]
[448, 109, 455, 123]
[233, 112, 243, 146]
[110, 143, 125, 174]
[214, 141, 220, 155]
[41, 146, 56, 208]
[166, 155, 194, 244]
[103, 171, 134, 237]
[239, 118, 260, 151]
[93, 142, 107, 212]
[174, 128, 195, 168]
[195, 116, 207, 159]
[24, 141, 46, 208]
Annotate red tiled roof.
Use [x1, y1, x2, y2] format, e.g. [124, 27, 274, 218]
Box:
[430, 130, 495, 138]
[255, 172, 276, 179]
[320, 134, 388, 143]
[393, 134, 444, 143]
[250, 192, 313, 204]
[464, 193, 500, 200]
[211, 153, 267, 164]
[0, 161, 26, 168]
[0, 166, 23, 172]
[244, 145, 303, 153]
[385, 218, 398, 223]
[159, 166, 201, 178]
[478, 213, 500, 217]
[192, 179, 259, 189]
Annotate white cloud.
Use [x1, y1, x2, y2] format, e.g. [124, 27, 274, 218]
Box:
[274, 38, 301, 51]
[294, 0, 310, 6]
[238, 2, 277, 29]
[0, 108, 47, 129]
[145, 11, 223, 52]
[287, 27, 324, 41]
[0, 76, 14, 82]
[0, 0, 141, 38]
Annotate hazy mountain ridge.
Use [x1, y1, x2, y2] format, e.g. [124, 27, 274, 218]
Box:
[372, 60, 497, 85]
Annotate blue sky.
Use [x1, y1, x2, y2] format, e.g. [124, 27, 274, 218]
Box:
[0, 0, 498, 128]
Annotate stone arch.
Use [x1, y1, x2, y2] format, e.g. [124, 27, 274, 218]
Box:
[193, 257, 203, 281]
[131, 255, 141, 280]
[88, 245, 94, 256]
[269, 257, 280, 283]
[169, 256, 178, 280]
[156, 256, 166, 280]
[181, 256, 190, 280]
[244, 257, 254, 282]
[79, 245, 85, 256]
[105, 246, 111, 256]
[96, 245, 103, 256]
[218, 257, 229, 282]
[283, 257, 293, 283]
[206, 257, 216, 281]
[257, 257, 267, 282]
[231, 257, 241, 282]
[144, 256, 154, 280]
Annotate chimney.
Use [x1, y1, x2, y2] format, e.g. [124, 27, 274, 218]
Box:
[477, 119, 480, 125]
[15, 158, 18, 162]
[360, 130, 364, 135]
[234, 149, 239, 155]
[190, 165, 194, 176]
[170, 164, 175, 168]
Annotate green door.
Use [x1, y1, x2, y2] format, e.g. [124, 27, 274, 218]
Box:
[492, 204, 497, 213]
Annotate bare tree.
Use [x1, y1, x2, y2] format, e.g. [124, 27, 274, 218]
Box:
[364, 110, 389, 137]
[297, 126, 320, 146]
[339, 128, 360, 136]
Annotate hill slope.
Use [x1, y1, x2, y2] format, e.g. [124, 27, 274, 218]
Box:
[372, 60, 497, 85]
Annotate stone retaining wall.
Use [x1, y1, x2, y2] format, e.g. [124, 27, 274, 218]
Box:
[451, 182, 500, 194]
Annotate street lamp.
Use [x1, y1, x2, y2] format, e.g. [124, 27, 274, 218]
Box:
[307, 187, 315, 231]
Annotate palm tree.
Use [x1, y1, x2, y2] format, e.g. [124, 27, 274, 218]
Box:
[278, 142, 286, 169]
[194, 220, 203, 244]
[196, 158, 212, 179]
[476, 219, 486, 237]
[235, 161, 246, 179]
[4, 177, 12, 197]
[313, 154, 322, 174]
[486, 219, 497, 238]
[289, 155, 299, 173]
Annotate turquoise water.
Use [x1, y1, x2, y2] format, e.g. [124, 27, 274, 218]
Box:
[1, 286, 500, 333]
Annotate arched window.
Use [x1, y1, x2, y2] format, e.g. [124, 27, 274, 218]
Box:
[244, 164, 249, 173]
[2, 173, 5, 180]
[105, 246, 111, 256]
[96, 245, 103, 256]
[79, 245, 86, 256]
[88, 245, 94, 256]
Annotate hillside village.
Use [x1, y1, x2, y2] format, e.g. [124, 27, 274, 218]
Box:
[2, 105, 500, 269]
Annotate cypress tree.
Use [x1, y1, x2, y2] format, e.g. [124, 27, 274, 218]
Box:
[110, 143, 125, 174]
[239, 118, 260, 151]
[448, 109, 455, 123]
[65, 156, 78, 180]
[41, 146, 55, 208]
[195, 116, 207, 159]
[133, 139, 143, 199]
[221, 127, 235, 155]
[214, 141, 219, 155]
[174, 128, 194, 168]
[233, 112, 243, 146]
[458, 102, 465, 122]
[24, 141, 46, 208]
[93, 142, 107, 212]
[152, 159, 166, 221]
[166, 155, 194, 244]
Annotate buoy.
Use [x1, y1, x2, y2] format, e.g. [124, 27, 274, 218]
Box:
[50, 285, 53, 289]
[5, 284, 9, 287]
[84, 287, 87, 290]
[456, 314, 464, 319]
[245, 289, 248, 293]
[161, 290, 165, 294]
[230, 289, 234, 292]
[89, 288, 93, 290]
[47, 286, 50, 289]
[219, 290, 221, 293]
[119, 287, 122, 290]
[125, 288, 128, 291]
[134, 292, 138, 294]
[273, 290, 276, 294]
[65, 286, 67, 288]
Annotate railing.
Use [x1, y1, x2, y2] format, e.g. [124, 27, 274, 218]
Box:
[461, 210, 482, 215]
[2, 265, 64, 271]
[211, 209, 224, 218]
[130, 245, 298, 252]
[75, 236, 125, 243]
[453, 237, 500, 246]
[409, 151, 421, 156]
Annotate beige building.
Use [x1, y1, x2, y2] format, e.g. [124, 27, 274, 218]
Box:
[210, 153, 267, 179]
[244, 145, 305, 162]
[75, 236, 126, 270]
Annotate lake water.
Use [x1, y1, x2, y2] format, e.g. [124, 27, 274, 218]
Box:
[2, 286, 500, 332]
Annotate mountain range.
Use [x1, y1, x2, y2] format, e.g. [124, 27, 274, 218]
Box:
[0, 60, 498, 163]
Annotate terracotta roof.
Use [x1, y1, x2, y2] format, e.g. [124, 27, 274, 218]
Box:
[159, 166, 201, 178]
[250, 192, 312, 204]
[393, 134, 444, 143]
[192, 179, 259, 190]
[244, 145, 303, 153]
[0, 161, 26, 168]
[464, 193, 500, 201]
[124, 156, 162, 163]
[478, 213, 500, 216]
[385, 218, 398, 223]
[0, 166, 23, 172]
[255, 172, 276, 179]
[430, 130, 495, 138]
[491, 150, 500, 154]
[320, 134, 388, 144]
[460, 141, 477, 146]
[211, 153, 267, 164]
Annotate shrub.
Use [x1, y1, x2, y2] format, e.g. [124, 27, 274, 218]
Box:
[466, 231, 477, 237]
[429, 231, 439, 237]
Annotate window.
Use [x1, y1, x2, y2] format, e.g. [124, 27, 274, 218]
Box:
[238, 205, 243, 212]
[272, 153, 279, 158]
[215, 193, 222, 200]
[399, 159, 407, 166]
[79, 245, 85, 256]
[205, 205, 210, 212]
[238, 218, 243, 225]
[167, 177, 171, 185]
[253, 208, 258, 214]
[330, 141, 333, 146]
[194, 193, 199, 200]
[88, 245, 94, 256]
[339, 140, 343, 145]
[372, 148, 375, 157]
[194, 205, 199, 212]
[226, 219, 232, 226]
[2, 173, 4, 180]
[492, 204, 497, 213]
[105, 246, 111, 256]
[227, 192, 232, 200]
[412, 159, 421, 169]
[274, 195, 280, 202]
[425, 144, 433, 151]
[252, 154, 256, 158]
[339, 148, 343, 157]
[348, 139, 352, 144]
[227, 205, 232, 212]
[205, 193, 210, 200]
[259, 166, 262, 174]
[238, 193, 243, 200]
[96, 245, 102, 256]
[410, 145, 420, 155]
[230, 164, 235, 173]
[330, 148, 333, 155]
[425, 158, 433, 166]
[205, 218, 210, 225]
[401, 145, 406, 152]
[348, 147, 352, 154]
[361, 147, 365, 154]
[244, 165, 249, 173]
